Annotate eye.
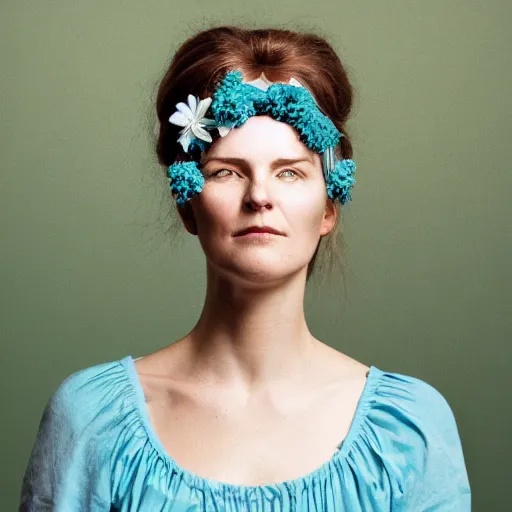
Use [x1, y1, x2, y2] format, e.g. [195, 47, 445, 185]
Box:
[278, 169, 299, 178]
[211, 169, 233, 177]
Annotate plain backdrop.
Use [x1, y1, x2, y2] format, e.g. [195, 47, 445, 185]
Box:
[2, 1, 511, 510]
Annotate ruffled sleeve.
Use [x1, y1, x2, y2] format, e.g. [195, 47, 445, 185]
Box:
[370, 371, 472, 511]
[18, 358, 472, 512]
[19, 361, 117, 511]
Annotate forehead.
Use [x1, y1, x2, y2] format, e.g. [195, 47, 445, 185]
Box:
[203, 115, 317, 163]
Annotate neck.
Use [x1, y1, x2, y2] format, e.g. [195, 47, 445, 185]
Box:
[180, 263, 319, 390]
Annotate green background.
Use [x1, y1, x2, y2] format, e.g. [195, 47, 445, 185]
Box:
[2, 1, 510, 509]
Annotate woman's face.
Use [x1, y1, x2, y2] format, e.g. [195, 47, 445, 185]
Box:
[178, 115, 336, 285]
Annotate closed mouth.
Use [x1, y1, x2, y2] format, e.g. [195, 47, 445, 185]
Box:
[234, 227, 285, 236]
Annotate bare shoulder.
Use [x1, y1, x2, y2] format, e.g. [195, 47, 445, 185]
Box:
[300, 342, 372, 436]
[311, 340, 371, 387]
[133, 340, 371, 407]
[131, 343, 190, 401]
[131, 342, 373, 486]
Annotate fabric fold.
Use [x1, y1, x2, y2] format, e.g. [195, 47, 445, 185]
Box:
[19, 357, 471, 511]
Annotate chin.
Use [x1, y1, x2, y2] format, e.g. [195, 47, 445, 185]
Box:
[217, 256, 308, 285]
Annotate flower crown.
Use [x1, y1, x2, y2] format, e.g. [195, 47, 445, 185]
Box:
[166, 70, 356, 206]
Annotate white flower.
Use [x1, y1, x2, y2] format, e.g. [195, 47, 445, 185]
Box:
[216, 125, 232, 137]
[168, 94, 217, 153]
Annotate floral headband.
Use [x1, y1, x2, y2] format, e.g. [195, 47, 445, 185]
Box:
[166, 70, 356, 206]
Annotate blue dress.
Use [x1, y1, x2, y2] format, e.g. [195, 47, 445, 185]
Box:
[19, 355, 471, 511]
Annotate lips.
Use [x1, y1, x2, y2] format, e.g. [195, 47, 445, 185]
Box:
[234, 226, 285, 236]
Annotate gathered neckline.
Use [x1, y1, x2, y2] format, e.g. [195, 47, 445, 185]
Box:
[119, 354, 382, 493]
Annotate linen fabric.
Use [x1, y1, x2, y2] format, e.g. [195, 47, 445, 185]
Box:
[19, 356, 471, 511]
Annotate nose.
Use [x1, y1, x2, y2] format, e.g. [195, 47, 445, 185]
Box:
[243, 178, 273, 211]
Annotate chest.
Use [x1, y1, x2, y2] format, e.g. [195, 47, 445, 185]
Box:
[141, 376, 367, 486]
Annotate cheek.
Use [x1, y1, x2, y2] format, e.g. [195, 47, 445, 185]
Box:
[194, 190, 238, 233]
[281, 189, 327, 232]
[195, 181, 327, 235]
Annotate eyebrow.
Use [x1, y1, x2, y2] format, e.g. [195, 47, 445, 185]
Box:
[200, 156, 314, 169]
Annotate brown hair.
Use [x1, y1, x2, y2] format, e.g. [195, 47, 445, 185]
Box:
[154, 25, 356, 288]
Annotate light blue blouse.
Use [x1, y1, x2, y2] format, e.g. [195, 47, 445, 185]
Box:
[19, 356, 471, 511]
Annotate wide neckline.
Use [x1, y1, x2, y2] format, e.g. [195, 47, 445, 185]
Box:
[119, 354, 382, 493]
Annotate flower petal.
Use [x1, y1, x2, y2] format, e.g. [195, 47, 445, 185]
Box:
[169, 111, 191, 127]
[178, 130, 194, 153]
[191, 124, 213, 142]
[196, 97, 212, 119]
[217, 125, 231, 137]
[200, 117, 217, 126]
[175, 101, 194, 120]
[187, 95, 197, 114]
[288, 77, 304, 88]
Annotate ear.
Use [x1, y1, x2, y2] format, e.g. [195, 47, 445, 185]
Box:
[319, 198, 337, 237]
[176, 201, 198, 236]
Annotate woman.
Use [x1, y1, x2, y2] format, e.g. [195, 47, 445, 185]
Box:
[19, 25, 471, 511]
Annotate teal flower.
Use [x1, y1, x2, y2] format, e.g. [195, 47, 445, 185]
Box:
[167, 161, 204, 205]
[325, 159, 357, 204]
[166, 70, 357, 205]
[209, 72, 342, 153]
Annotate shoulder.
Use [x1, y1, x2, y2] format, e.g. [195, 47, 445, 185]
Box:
[310, 341, 371, 386]
[373, 367, 460, 436]
[366, 367, 468, 478]
[43, 356, 133, 433]
[369, 369, 472, 508]
[51, 357, 126, 401]
[21, 358, 138, 508]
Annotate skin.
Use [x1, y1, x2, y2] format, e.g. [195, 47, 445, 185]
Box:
[134, 115, 369, 484]
[173, 115, 339, 396]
